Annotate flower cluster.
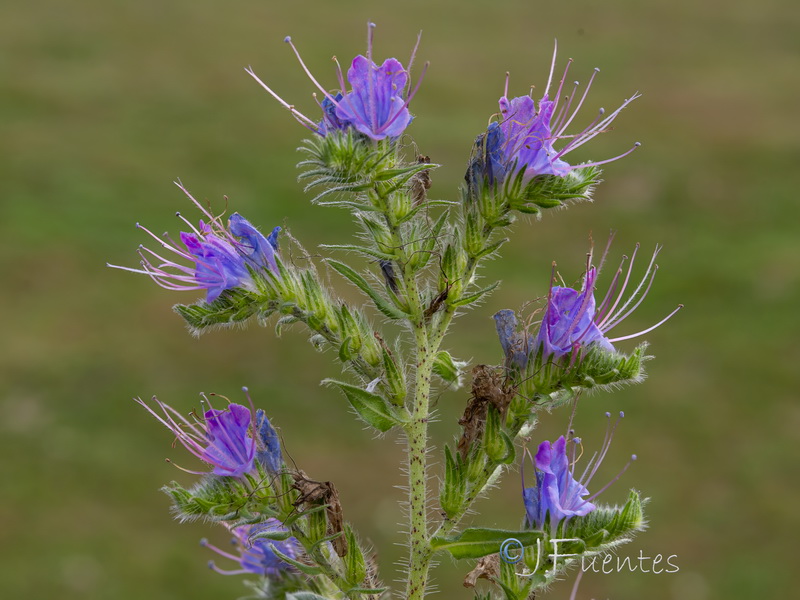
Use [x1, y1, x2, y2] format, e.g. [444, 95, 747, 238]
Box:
[203, 519, 301, 578]
[523, 411, 635, 532]
[495, 241, 682, 369]
[471, 43, 640, 189]
[246, 22, 425, 140]
[108, 182, 280, 303]
[137, 387, 283, 478]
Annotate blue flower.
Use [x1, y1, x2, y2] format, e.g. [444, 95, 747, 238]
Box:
[246, 23, 426, 140]
[137, 395, 257, 478]
[109, 182, 280, 303]
[495, 242, 681, 366]
[479, 43, 640, 186]
[523, 412, 636, 532]
[204, 519, 301, 578]
[523, 436, 595, 530]
[535, 266, 614, 360]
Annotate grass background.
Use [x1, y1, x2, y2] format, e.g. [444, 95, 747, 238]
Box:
[2, 0, 799, 598]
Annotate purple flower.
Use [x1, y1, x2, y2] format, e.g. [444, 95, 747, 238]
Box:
[524, 436, 595, 530]
[109, 182, 280, 303]
[203, 519, 301, 577]
[534, 242, 682, 361]
[246, 23, 426, 140]
[137, 395, 257, 478]
[523, 412, 636, 531]
[485, 43, 641, 185]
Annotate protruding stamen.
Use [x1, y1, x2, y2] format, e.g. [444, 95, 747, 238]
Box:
[596, 243, 640, 329]
[282, 37, 338, 105]
[366, 22, 376, 63]
[588, 454, 637, 501]
[244, 67, 319, 131]
[556, 67, 600, 137]
[602, 255, 660, 333]
[607, 304, 683, 343]
[578, 142, 641, 170]
[544, 39, 558, 98]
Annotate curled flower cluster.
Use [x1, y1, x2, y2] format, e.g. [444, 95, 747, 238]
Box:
[246, 22, 426, 140]
[108, 182, 279, 303]
[523, 411, 636, 532]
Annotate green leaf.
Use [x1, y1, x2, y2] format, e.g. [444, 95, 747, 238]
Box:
[431, 528, 543, 560]
[320, 244, 395, 261]
[327, 259, 408, 320]
[286, 593, 332, 600]
[271, 544, 324, 575]
[451, 281, 500, 307]
[343, 525, 367, 586]
[432, 350, 466, 388]
[323, 379, 404, 432]
[248, 528, 291, 542]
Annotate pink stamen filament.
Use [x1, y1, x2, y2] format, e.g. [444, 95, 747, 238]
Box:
[588, 455, 637, 501]
[582, 412, 624, 488]
[544, 40, 558, 97]
[607, 304, 683, 343]
[283, 37, 340, 107]
[600, 246, 661, 331]
[555, 68, 599, 137]
[201, 539, 243, 563]
[596, 243, 639, 329]
[559, 92, 641, 155]
[576, 142, 641, 170]
[243, 67, 319, 131]
[551, 80, 580, 133]
[594, 262, 626, 323]
[174, 180, 227, 230]
[208, 562, 249, 576]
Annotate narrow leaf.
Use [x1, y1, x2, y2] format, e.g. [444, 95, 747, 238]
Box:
[327, 259, 408, 320]
[323, 379, 403, 432]
[431, 528, 543, 560]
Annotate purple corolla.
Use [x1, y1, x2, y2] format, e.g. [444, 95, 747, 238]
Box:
[535, 242, 682, 361]
[523, 412, 636, 531]
[482, 42, 641, 185]
[108, 181, 280, 303]
[246, 23, 426, 140]
[137, 394, 257, 478]
[203, 519, 301, 577]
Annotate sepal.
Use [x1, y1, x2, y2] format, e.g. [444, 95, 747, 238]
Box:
[506, 166, 601, 216]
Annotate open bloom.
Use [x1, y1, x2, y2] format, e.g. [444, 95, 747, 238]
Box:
[246, 22, 426, 140]
[475, 42, 640, 186]
[203, 519, 301, 577]
[523, 412, 635, 531]
[137, 394, 257, 478]
[108, 181, 280, 303]
[535, 242, 682, 360]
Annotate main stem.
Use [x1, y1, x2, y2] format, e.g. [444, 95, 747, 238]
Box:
[405, 319, 434, 600]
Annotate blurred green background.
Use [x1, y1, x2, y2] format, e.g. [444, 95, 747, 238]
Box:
[2, 0, 798, 598]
